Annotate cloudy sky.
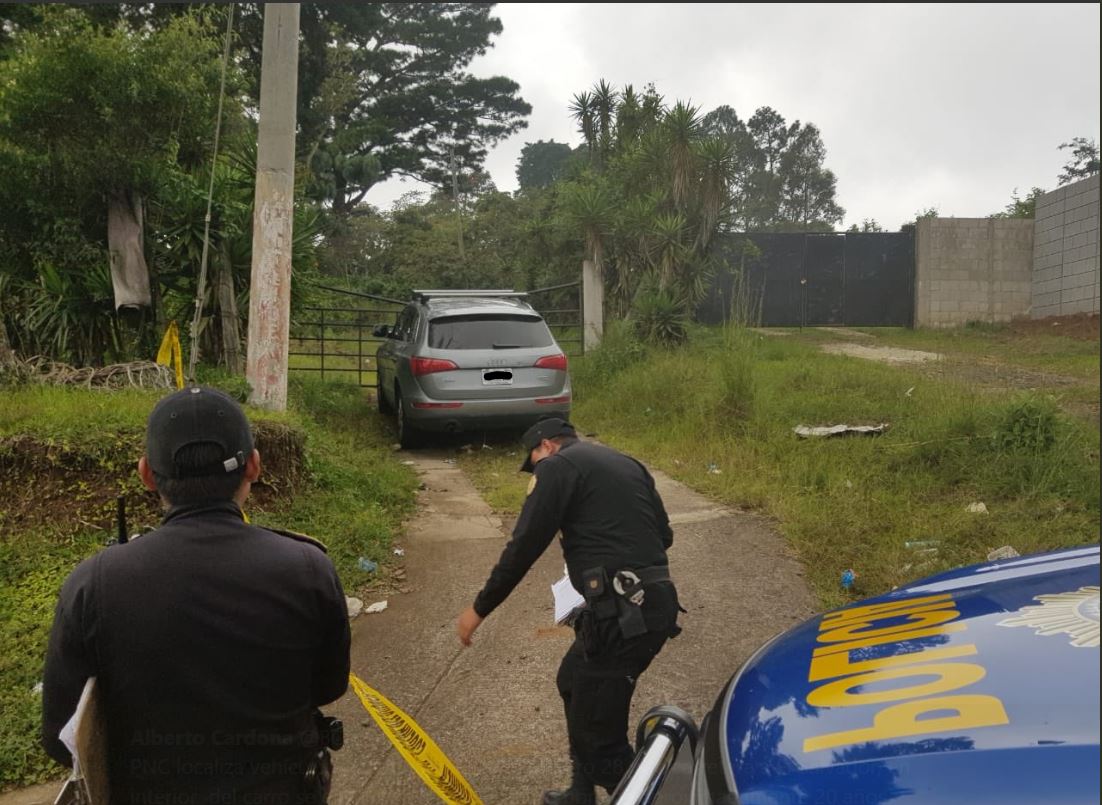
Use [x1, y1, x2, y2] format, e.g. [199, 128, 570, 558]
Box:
[367, 3, 1100, 230]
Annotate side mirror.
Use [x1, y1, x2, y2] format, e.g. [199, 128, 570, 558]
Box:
[372, 324, 391, 338]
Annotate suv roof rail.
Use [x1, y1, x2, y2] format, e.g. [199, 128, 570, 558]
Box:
[411, 289, 528, 302]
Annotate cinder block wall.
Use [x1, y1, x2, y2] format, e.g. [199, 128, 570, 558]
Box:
[914, 218, 1034, 327]
[1032, 174, 1100, 317]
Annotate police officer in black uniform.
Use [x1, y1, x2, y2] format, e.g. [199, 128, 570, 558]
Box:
[42, 387, 350, 804]
[457, 418, 680, 805]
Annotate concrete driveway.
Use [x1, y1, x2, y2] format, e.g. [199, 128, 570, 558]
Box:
[327, 449, 816, 804]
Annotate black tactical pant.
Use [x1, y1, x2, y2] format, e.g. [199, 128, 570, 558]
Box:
[555, 582, 679, 792]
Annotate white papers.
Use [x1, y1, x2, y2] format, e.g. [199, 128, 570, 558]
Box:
[552, 570, 585, 625]
[55, 677, 109, 804]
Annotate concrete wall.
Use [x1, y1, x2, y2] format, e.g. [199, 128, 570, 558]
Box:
[1031, 174, 1100, 318]
[914, 217, 1034, 327]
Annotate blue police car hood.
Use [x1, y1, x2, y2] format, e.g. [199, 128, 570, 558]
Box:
[714, 545, 1100, 805]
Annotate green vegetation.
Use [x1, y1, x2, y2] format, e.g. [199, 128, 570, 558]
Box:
[0, 378, 415, 789]
[459, 325, 1100, 613]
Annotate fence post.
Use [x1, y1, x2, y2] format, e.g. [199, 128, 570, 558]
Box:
[358, 315, 364, 388]
[582, 260, 603, 351]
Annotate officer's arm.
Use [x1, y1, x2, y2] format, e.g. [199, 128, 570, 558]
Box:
[472, 460, 576, 618]
[645, 466, 674, 548]
[311, 552, 351, 706]
[41, 560, 97, 767]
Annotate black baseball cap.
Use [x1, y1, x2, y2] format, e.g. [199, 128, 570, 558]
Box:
[146, 387, 254, 478]
[519, 417, 576, 472]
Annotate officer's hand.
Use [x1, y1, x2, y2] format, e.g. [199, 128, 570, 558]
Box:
[456, 606, 483, 647]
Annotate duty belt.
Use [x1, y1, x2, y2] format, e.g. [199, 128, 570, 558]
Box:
[580, 564, 672, 639]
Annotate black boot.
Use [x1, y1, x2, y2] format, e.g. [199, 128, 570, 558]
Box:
[541, 754, 596, 805]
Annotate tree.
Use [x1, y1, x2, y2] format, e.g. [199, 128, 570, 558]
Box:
[847, 219, 884, 232]
[1057, 137, 1100, 185]
[249, 3, 531, 214]
[516, 140, 575, 190]
[1, 4, 533, 216]
[991, 187, 1045, 219]
[0, 8, 236, 364]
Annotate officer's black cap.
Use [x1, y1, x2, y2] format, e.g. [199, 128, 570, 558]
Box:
[146, 387, 254, 478]
[519, 417, 576, 473]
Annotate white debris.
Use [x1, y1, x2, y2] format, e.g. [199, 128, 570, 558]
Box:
[401, 460, 416, 466]
[32, 681, 43, 695]
[794, 423, 890, 439]
[987, 545, 1020, 561]
[345, 597, 364, 619]
[393, 547, 405, 557]
[905, 387, 915, 397]
[365, 600, 389, 614]
[966, 502, 989, 514]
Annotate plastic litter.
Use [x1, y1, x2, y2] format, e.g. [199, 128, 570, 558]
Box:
[393, 547, 405, 557]
[32, 681, 43, 695]
[841, 569, 857, 590]
[966, 502, 989, 514]
[794, 423, 890, 439]
[357, 557, 378, 573]
[365, 600, 388, 614]
[346, 597, 364, 619]
[987, 545, 1020, 561]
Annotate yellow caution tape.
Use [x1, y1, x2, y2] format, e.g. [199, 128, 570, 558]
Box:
[349, 673, 483, 805]
[155, 321, 185, 390]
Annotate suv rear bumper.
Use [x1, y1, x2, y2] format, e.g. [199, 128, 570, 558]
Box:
[404, 396, 571, 433]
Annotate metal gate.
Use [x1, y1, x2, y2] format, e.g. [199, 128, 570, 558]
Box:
[288, 282, 583, 388]
[698, 231, 915, 327]
[289, 286, 403, 387]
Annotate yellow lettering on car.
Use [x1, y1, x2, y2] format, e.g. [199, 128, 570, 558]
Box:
[803, 694, 1011, 752]
[802, 593, 1010, 753]
[808, 643, 978, 682]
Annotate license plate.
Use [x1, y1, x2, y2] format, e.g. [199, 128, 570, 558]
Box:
[482, 369, 514, 385]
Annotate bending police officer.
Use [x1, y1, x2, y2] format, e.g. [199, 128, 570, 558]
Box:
[42, 387, 350, 804]
[456, 418, 681, 804]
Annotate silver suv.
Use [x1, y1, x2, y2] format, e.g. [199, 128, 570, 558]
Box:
[373, 290, 572, 448]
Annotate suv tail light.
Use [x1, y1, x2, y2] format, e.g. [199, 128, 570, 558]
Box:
[410, 356, 459, 376]
[534, 353, 568, 372]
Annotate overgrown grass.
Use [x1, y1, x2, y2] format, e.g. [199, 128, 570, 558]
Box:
[458, 324, 1100, 615]
[0, 376, 416, 790]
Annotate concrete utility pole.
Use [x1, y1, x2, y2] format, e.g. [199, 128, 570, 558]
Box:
[246, 3, 300, 411]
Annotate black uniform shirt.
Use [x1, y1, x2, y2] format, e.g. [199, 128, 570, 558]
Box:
[474, 441, 673, 618]
[41, 500, 351, 802]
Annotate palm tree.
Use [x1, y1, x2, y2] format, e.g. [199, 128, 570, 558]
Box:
[664, 102, 701, 213]
[695, 136, 735, 252]
[563, 181, 615, 281]
[569, 91, 597, 159]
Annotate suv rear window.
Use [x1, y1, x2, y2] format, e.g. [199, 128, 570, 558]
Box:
[428, 314, 554, 350]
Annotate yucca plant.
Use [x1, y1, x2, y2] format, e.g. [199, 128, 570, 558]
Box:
[632, 285, 688, 347]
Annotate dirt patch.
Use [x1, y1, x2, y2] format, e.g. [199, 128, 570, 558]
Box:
[1008, 313, 1099, 341]
[0, 422, 308, 535]
[821, 343, 942, 364]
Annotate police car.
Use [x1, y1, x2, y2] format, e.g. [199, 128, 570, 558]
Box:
[613, 544, 1100, 805]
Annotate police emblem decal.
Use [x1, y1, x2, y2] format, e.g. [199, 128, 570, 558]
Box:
[998, 585, 1100, 648]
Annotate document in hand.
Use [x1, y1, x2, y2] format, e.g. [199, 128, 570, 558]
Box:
[55, 677, 109, 805]
[551, 569, 585, 625]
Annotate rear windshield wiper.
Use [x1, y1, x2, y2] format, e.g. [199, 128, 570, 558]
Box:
[492, 343, 523, 349]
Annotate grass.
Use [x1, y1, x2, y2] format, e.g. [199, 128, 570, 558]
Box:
[457, 323, 1100, 615]
[0, 376, 416, 790]
[848, 324, 1101, 380]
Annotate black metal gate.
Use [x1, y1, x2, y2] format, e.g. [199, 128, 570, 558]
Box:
[527, 280, 584, 356]
[289, 286, 403, 387]
[698, 231, 915, 327]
